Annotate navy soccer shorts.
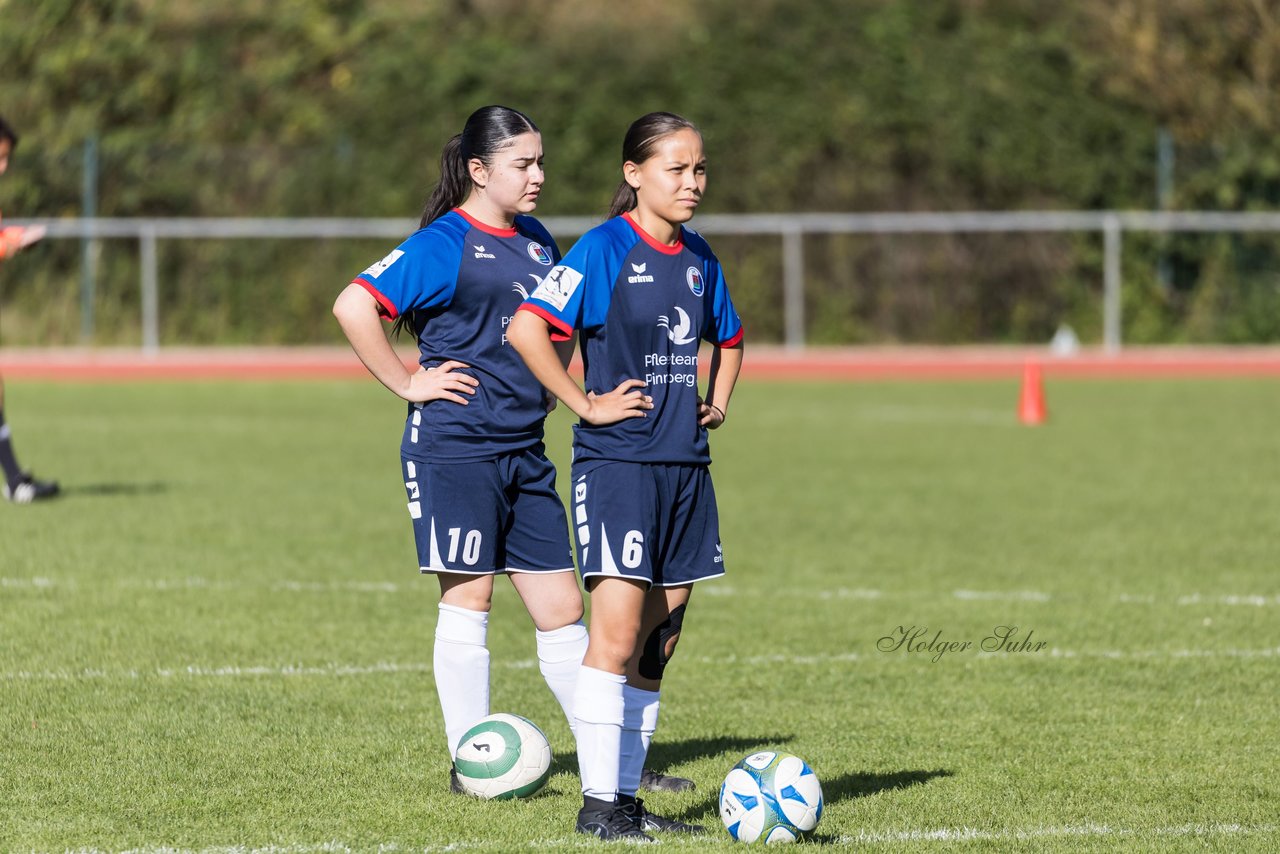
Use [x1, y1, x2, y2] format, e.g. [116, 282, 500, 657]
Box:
[401, 448, 574, 575]
[569, 461, 725, 588]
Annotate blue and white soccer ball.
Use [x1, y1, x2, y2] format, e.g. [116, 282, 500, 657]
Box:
[452, 713, 552, 799]
[719, 751, 824, 843]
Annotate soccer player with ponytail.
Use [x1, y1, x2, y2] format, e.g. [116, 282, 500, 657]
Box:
[510, 112, 744, 840]
[333, 106, 689, 796]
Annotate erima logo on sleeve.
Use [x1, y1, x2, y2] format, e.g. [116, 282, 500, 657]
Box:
[628, 262, 655, 284]
[530, 265, 582, 311]
[361, 249, 404, 279]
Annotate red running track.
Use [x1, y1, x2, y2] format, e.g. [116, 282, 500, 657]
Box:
[2, 346, 1280, 382]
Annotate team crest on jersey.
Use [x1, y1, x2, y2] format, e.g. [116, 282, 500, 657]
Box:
[361, 249, 404, 280]
[473, 244, 496, 259]
[527, 242, 553, 265]
[657, 306, 698, 345]
[530, 265, 582, 311]
[686, 266, 705, 296]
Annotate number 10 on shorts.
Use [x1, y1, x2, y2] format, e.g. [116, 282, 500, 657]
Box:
[447, 527, 483, 566]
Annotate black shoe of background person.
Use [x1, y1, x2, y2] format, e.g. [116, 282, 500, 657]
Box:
[640, 767, 695, 792]
[3, 472, 59, 504]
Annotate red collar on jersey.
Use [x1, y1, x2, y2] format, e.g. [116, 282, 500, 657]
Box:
[622, 212, 684, 255]
[453, 207, 519, 238]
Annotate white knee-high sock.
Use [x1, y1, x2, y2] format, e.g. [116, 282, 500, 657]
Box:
[574, 665, 626, 800]
[434, 603, 490, 759]
[536, 620, 588, 734]
[619, 684, 660, 796]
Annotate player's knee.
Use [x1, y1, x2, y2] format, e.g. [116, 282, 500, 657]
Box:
[439, 583, 493, 614]
[588, 634, 639, 673]
[539, 594, 584, 631]
[637, 605, 686, 682]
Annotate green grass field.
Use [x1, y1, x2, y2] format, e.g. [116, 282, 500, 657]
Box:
[2, 376, 1278, 852]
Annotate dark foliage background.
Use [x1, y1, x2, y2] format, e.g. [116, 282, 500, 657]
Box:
[2, 0, 1278, 345]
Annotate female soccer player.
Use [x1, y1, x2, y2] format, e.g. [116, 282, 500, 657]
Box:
[509, 112, 744, 841]
[0, 114, 57, 504]
[332, 106, 688, 796]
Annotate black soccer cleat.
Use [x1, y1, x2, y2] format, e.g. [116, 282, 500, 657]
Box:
[639, 767, 695, 792]
[575, 796, 656, 843]
[618, 794, 707, 834]
[448, 764, 469, 795]
[3, 472, 59, 504]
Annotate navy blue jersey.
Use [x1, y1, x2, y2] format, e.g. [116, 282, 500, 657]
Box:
[519, 212, 743, 465]
[352, 208, 561, 463]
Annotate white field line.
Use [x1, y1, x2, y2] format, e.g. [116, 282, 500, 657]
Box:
[63, 841, 602, 854]
[952, 589, 1051, 602]
[49, 822, 1280, 853]
[6, 646, 1280, 684]
[1176, 593, 1280, 607]
[1, 576, 58, 588]
[6, 576, 1280, 608]
[839, 821, 1280, 845]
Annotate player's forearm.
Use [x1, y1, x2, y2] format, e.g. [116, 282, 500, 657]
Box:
[705, 342, 743, 416]
[552, 334, 577, 372]
[509, 311, 591, 417]
[333, 284, 414, 398]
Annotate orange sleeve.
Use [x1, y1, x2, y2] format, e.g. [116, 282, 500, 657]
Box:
[0, 226, 24, 260]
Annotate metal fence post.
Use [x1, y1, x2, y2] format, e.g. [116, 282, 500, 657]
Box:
[1103, 214, 1122, 354]
[80, 136, 99, 343]
[782, 224, 805, 350]
[140, 225, 159, 355]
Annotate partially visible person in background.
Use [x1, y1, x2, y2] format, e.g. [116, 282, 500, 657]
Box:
[0, 114, 58, 504]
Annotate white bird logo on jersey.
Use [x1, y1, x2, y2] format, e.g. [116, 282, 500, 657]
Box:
[511, 273, 543, 300]
[658, 306, 697, 345]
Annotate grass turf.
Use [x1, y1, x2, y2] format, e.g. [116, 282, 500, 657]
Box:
[1, 377, 1278, 852]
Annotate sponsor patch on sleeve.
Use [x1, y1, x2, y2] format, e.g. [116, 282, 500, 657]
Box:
[529, 264, 583, 312]
[361, 249, 404, 280]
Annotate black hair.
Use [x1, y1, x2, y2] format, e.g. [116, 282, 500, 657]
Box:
[607, 112, 700, 219]
[0, 115, 18, 151]
[392, 106, 539, 338]
[418, 105, 539, 227]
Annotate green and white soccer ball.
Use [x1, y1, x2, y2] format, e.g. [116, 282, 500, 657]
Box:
[453, 713, 552, 799]
[719, 751, 824, 843]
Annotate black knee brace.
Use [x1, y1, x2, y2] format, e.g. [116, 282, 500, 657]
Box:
[638, 604, 686, 681]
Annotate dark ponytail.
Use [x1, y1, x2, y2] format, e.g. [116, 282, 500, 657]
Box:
[607, 112, 700, 218]
[395, 106, 540, 337]
[0, 114, 18, 150]
[419, 134, 468, 227]
[418, 105, 539, 227]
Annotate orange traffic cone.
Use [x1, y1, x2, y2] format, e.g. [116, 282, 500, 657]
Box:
[1018, 360, 1047, 426]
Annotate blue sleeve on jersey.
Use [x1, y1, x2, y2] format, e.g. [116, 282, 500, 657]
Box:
[520, 221, 630, 339]
[352, 220, 465, 319]
[688, 232, 744, 346]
